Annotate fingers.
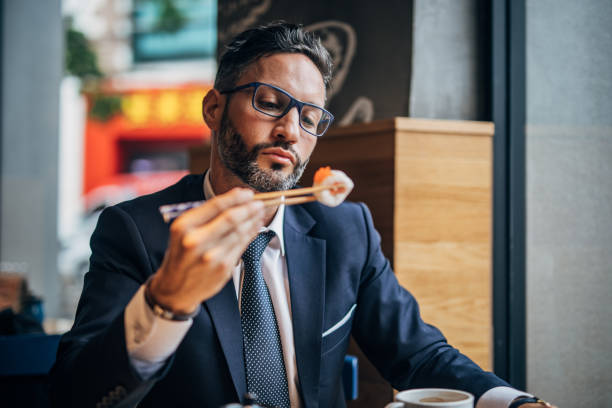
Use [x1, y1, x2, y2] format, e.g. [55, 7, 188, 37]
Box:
[180, 208, 264, 272]
[182, 198, 264, 249]
[171, 188, 255, 234]
[164, 210, 263, 304]
[166, 188, 262, 261]
[164, 187, 265, 277]
[202, 215, 263, 267]
[152, 187, 269, 310]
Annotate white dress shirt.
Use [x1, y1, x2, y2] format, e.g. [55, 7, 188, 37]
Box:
[124, 171, 530, 408]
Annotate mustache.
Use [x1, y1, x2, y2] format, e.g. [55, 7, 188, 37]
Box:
[250, 140, 301, 164]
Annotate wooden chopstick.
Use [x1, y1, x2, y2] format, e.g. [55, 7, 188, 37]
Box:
[159, 183, 343, 222]
[262, 195, 318, 207]
[253, 183, 339, 200]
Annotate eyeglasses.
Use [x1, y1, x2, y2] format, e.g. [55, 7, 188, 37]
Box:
[220, 81, 334, 137]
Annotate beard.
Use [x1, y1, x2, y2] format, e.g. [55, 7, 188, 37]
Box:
[216, 109, 309, 192]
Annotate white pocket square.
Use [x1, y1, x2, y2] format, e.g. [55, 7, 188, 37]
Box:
[322, 304, 357, 338]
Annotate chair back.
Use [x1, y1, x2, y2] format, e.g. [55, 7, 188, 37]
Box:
[0, 334, 61, 407]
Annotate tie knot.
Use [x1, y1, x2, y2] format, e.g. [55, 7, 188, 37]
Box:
[242, 231, 275, 265]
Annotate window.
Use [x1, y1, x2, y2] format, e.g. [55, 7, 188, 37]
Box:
[132, 0, 217, 62]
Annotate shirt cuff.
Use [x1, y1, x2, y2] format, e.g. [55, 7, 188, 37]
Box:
[476, 386, 533, 408]
[124, 284, 193, 378]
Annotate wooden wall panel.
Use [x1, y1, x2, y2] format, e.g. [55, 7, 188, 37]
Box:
[394, 120, 493, 370]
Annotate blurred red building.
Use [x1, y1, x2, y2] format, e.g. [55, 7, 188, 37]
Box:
[83, 83, 211, 210]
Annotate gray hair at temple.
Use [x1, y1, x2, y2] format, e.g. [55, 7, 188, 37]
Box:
[214, 22, 333, 96]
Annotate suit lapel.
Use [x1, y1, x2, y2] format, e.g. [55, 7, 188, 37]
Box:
[205, 280, 247, 401]
[284, 205, 325, 408]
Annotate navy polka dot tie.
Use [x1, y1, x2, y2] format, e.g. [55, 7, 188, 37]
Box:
[240, 231, 290, 408]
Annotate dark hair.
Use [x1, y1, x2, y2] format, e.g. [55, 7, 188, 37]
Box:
[214, 22, 333, 94]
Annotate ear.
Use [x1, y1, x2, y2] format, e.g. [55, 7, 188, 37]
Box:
[202, 89, 224, 132]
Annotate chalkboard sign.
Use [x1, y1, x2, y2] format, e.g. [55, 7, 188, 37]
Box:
[218, 0, 414, 126]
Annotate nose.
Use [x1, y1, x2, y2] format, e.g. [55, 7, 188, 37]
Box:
[273, 105, 301, 143]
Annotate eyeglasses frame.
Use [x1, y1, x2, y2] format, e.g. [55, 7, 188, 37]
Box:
[219, 81, 334, 137]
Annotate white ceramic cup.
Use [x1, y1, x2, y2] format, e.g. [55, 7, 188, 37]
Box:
[384, 388, 474, 408]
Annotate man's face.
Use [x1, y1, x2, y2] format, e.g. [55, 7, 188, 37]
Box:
[215, 53, 325, 192]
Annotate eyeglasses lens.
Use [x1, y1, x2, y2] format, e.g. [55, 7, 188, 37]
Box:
[253, 85, 290, 116]
[253, 84, 330, 136]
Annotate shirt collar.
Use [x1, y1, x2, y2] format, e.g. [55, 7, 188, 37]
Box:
[204, 170, 285, 256]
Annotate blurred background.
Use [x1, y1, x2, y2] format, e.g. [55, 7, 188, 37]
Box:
[1, 0, 610, 406]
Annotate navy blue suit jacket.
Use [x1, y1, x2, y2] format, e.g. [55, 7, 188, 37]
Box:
[50, 174, 508, 407]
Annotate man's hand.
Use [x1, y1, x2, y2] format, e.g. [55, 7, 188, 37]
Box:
[148, 188, 265, 314]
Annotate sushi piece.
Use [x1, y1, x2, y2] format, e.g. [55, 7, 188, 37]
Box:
[312, 166, 354, 207]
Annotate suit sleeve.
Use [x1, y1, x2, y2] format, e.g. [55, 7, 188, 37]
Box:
[50, 205, 172, 407]
[351, 203, 510, 402]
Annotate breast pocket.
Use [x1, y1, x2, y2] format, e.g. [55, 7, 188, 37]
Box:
[320, 304, 356, 355]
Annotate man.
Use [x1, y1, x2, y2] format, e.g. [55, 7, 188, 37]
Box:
[51, 22, 554, 408]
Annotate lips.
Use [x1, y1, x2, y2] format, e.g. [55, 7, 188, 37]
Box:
[261, 147, 296, 165]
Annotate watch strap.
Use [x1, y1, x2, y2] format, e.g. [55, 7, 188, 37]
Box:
[509, 397, 552, 408]
[144, 277, 200, 321]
